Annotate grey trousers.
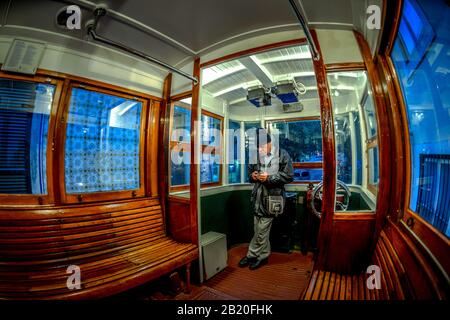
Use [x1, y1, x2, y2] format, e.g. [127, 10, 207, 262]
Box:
[246, 216, 274, 261]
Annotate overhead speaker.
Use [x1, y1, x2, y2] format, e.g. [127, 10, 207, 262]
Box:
[1, 39, 45, 75]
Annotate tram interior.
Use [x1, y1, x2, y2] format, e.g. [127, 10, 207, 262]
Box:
[0, 0, 448, 301]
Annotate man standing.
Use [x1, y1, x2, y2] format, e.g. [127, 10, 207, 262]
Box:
[239, 129, 294, 270]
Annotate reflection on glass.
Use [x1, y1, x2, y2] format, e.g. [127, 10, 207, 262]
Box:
[0, 79, 55, 194]
[65, 88, 142, 193]
[294, 168, 323, 182]
[268, 120, 323, 163]
[391, 0, 450, 236]
[328, 70, 379, 211]
[228, 120, 241, 184]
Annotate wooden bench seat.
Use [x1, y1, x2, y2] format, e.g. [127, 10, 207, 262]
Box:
[303, 270, 380, 300]
[302, 229, 411, 300]
[0, 198, 198, 299]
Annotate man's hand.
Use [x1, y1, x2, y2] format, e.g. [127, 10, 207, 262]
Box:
[251, 171, 259, 181]
[258, 172, 269, 182]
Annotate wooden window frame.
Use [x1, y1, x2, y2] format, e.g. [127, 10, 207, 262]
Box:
[384, 2, 450, 246]
[200, 109, 223, 188]
[0, 68, 162, 206]
[58, 82, 149, 204]
[358, 84, 380, 196]
[168, 100, 191, 193]
[0, 71, 64, 206]
[265, 116, 323, 184]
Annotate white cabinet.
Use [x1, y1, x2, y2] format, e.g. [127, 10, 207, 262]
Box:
[201, 232, 228, 280]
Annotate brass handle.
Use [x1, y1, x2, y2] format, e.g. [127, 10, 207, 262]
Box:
[132, 191, 137, 197]
[77, 194, 83, 202]
[406, 217, 415, 228]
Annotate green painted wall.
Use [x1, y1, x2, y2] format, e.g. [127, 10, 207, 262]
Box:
[201, 189, 372, 249]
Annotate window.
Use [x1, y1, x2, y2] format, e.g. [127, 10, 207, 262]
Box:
[267, 118, 323, 183]
[169, 102, 191, 190]
[328, 70, 379, 211]
[64, 86, 144, 200]
[244, 121, 261, 182]
[362, 89, 377, 140]
[0, 77, 56, 195]
[391, 0, 450, 237]
[228, 120, 241, 184]
[200, 111, 223, 186]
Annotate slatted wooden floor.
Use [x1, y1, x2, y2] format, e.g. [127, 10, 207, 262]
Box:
[201, 245, 314, 300]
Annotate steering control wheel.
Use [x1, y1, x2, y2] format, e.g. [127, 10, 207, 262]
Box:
[310, 180, 351, 218]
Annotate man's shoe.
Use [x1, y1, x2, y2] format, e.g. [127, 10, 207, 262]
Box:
[249, 258, 268, 270]
[238, 256, 256, 268]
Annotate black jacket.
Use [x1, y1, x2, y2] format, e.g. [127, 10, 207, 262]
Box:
[248, 148, 294, 217]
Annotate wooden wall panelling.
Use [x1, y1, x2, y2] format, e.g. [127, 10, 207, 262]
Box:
[167, 196, 192, 242]
[159, 73, 173, 228]
[327, 214, 375, 274]
[354, 31, 393, 251]
[383, 219, 449, 299]
[190, 57, 201, 245]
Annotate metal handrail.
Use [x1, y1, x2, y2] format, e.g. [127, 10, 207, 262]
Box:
[87, 7, 198, 85]
[288, 0, 320, 61]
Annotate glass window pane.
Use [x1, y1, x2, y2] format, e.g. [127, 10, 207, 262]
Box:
[244, 121, 261, 182]
[268, 120, 323, 163]
[0, 79, 55, 194]
[334, 114, 353, 184]
[294, 168, 323, 182]
[201, 114, 221, 147]
[228, 120, 241, 184]
[328, 70, 379, 211]
[363, 91, 377, 139]
[353, 111, 363, 186]
[200, 153, 220, 184]
[368, 147, 379, 186]
[170, 103, 191, 188]
[64, 88, 142, 194]
[170, 151, 190, 186]
[172, 105, 191, 142]
[201, 113, 222, 184]
[391, 0, 450, 237]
